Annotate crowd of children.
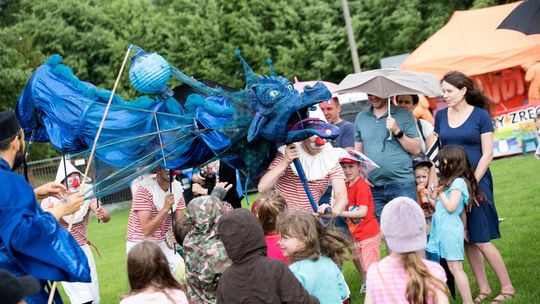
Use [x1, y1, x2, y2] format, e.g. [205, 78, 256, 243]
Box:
[5, 92, 528, 304]
[0, 143, 517, 304]
[3, 72, 529, 303]
[111, 141, 519, 304]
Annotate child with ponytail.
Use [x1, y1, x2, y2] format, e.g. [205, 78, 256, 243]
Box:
[365, 197, 449, 304]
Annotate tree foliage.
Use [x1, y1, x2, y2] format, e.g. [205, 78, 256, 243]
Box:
[0, 0, 515, 159]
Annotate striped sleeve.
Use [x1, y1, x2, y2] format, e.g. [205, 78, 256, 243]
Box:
[132, 187, 154, 211]
[268, 153, 285, 170]
[328, 162, 346, 180]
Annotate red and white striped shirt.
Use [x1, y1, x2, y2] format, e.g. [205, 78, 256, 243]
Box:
[41, 197, 95, 246]
[269, 153, 345, 212]
[127, 185, 185, 242]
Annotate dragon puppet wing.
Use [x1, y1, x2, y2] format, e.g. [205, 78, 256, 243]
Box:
[16, 53, 234, 198]
[16, 46, 339, 199]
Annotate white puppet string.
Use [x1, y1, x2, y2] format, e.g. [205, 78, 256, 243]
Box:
[47, 46, 133, 304]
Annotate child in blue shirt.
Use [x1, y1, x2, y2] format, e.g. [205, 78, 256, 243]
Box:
[276, 211, 352, 304]
[427, 146, 486, 304]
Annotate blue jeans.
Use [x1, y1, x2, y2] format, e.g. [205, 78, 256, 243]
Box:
[371, 182, 417, 223]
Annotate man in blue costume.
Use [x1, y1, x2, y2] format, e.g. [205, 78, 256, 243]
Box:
[0, 110, 91, 304]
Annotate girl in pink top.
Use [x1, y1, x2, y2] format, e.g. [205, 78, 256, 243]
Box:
[120, 241, 188, 304]
[365, 197, 449, 304]
[253, 190, 288, 263]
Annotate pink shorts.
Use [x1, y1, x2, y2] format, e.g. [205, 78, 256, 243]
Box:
[353, 234, 381, 271]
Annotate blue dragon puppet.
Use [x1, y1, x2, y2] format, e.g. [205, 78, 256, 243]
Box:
[16, 45, 339, 199]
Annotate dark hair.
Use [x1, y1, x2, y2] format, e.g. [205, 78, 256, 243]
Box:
[124, 241, 183, 299]
[397, 94, 419, 105]
[0, 130, 21, 151]
[173, 216, 192, 246]
[442, 71, 491, 112]
[256, 190, 287, 235]
[437, 146, 485, 206]
[276, 212, 353, 265]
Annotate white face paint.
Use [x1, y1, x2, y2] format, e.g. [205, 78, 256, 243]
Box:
[309, 141, 324, 150]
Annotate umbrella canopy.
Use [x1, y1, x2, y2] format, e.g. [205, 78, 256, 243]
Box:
[401, 2, 540, 77]
[335, 68, 442, 98]
[335, 148, 379, 179]
[498, 0, 540, 35]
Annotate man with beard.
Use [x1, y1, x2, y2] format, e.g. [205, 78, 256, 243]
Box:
[0, 110, 90, 304]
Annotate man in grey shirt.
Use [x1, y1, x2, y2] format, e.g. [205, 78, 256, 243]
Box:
[354, 95, 421, 222]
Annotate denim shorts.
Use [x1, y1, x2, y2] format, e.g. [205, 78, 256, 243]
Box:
[371, 182, 417, 223]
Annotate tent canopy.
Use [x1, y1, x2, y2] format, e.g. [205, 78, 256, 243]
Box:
[401, 1, 540, 77]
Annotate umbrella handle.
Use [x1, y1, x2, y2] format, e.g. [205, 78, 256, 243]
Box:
[169, 170, 176, 254]
[292, 159, 318, 212]
[387, 97, 392, 140]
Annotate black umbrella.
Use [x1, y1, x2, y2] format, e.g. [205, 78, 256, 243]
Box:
[498, 0, 540, 35]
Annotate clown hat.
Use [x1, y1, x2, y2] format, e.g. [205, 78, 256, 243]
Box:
[54, 158, 91, 184]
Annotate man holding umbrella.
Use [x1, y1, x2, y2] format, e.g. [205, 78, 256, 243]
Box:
[127, 166, 185, 271]
[354, 94, 420, 222]
[336, 68, 442, 222]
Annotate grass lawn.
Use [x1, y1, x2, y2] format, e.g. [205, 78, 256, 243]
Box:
[83, 155, 539, 303]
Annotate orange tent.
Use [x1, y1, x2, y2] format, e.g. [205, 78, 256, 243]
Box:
[401, 1, 540, 78]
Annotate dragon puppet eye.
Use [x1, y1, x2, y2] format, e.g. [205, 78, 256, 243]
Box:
[268, 90, 280, 99]
[286, 84, 294, 91]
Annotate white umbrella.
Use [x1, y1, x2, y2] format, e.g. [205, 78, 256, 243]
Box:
[335, 68, 442, 98]
[336, 68, 441, 139]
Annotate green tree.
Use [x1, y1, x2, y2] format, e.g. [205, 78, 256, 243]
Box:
[0, 0, 518, 160]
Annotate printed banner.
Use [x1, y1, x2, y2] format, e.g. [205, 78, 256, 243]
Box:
[493, 105, 540, 157]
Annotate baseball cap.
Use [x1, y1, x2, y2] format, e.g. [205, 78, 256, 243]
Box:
[380, 197, 426, 253]
[0, 269, 41, 304]
[412, 157, 433, 170]
[339, 150, 361, 164]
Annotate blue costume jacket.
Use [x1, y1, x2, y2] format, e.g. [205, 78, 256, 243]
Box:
[0, 158, 90, 303]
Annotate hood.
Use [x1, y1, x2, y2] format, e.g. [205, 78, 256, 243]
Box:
[185, 195, 227, 235]
[218, 208, 267, 263]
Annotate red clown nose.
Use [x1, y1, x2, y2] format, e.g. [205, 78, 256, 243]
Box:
[71, 177, 80, 188]
[314, 137, 325, 146]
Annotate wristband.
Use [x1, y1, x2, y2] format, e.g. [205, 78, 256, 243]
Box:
[394, 130, 404, 138]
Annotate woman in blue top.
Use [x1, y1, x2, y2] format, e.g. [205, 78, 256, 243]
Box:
[435, 72, 515, 303]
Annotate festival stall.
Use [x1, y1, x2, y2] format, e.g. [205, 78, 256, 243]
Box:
[401, 1, 540, 157]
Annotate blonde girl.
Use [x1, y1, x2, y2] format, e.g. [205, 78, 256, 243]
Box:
[276, 212, 352, 304]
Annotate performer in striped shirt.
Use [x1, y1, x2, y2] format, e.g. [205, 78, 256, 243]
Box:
[41, 159, 110, 304]
[258, 136, 348, 216]
[127, 166, 185, 271]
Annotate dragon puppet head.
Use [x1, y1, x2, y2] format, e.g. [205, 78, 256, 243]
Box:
[235, 50, 340, 144]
